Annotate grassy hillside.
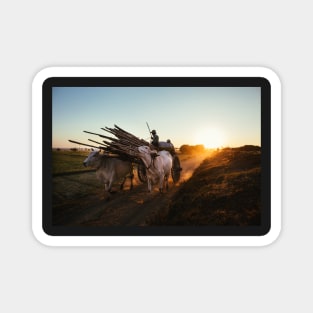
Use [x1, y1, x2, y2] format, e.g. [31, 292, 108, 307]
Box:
[151, 146, 261, 226]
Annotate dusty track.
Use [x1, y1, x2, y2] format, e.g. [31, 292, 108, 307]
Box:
[53, 153, 209, 226]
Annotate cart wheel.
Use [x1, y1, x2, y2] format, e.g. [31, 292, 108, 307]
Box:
[171, 155, 182, 183]
[137, 161, 147, 183]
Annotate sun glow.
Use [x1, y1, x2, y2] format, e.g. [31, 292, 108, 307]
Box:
[194, 128, 226, 149]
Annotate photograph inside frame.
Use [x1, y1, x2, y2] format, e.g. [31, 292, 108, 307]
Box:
[43, 77, 271, 236]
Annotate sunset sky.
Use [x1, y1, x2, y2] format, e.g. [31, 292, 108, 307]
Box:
[52, 86, 261, 149]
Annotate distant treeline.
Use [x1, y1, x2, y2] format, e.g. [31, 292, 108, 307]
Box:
[54, 147, 91, 152]
[222, 145, 261, 152]
[179, 144, 260, 154]
[179, 144, 205, 154]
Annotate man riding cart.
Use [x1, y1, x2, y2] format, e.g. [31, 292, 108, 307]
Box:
[150, 129, 176, 156]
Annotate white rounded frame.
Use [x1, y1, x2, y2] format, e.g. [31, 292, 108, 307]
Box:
[32, 67, 281, 247]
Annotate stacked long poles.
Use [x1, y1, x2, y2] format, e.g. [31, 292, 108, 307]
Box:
[69, 125, 150, 163]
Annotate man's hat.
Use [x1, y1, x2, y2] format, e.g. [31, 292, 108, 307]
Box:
[151, 130, 156, 134]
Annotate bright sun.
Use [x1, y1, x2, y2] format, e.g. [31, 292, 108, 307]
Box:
[195, 128, 226, 149]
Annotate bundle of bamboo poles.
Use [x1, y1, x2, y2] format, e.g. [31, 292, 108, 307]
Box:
[69, 124, 150, 163]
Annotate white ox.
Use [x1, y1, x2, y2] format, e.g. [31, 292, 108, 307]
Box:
[137, 145, 172, 193]
[83, 150, 133, 193]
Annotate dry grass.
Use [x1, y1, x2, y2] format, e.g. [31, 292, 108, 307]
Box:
[149, 146, 261, 226]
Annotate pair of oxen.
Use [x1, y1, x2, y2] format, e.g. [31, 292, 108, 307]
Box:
[83, 145, 172, 194]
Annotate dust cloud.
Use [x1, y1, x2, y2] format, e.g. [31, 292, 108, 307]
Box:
[178, 152, 211, 182]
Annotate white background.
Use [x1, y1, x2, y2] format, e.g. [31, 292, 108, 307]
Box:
[1, 1, 311, 312]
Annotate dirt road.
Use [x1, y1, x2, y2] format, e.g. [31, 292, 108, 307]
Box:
[53, 153, 209, 226]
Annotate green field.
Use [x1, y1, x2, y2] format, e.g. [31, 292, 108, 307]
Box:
[52, 150, 91, 175]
